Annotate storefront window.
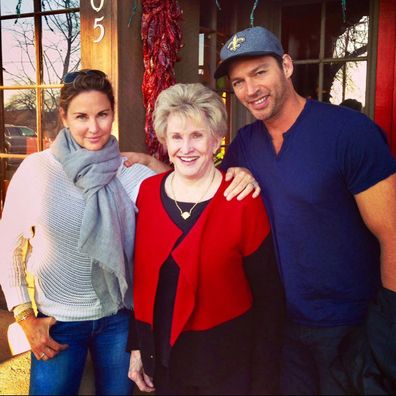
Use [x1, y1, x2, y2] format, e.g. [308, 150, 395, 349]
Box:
[281, 0, 371, 110]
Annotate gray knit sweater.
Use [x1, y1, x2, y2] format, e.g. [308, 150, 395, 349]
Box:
[0, 149, 155, 321]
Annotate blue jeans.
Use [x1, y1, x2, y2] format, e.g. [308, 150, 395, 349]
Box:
[280, 322, 357, 395]
[29, 309, 134, 395]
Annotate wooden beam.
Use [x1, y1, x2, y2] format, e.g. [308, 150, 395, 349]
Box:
[374, 0, 396, 154]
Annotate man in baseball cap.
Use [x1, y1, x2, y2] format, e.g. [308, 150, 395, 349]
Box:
[214, 26, 284, 79]
[218, 26, 396, 395]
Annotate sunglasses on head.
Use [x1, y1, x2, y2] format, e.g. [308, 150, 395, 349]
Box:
[62, 69, 106, 84]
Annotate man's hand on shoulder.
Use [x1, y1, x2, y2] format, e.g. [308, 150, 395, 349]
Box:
[224, 167, 261, 201]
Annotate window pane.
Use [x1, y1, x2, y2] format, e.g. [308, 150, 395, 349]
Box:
[325, 61, 367, 107]
[1, 17, 36, 85]
[0, 0, 33, 15]
[42, 11, 81, 84]
[3, 120, 37, 170]
[292, 64, 319, 100]
[325, 0, 369, 59]
[42, 88, 61, 143]
[4, 88, 37, 142]
[281, 3, 321, 60]
[42, 0, 80, 11]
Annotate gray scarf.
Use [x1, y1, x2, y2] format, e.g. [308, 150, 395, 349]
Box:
[51, 128, 134, 309]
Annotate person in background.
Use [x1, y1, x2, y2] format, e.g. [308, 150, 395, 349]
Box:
[0, 69, 156, 395]
[128, 83, 284, 395]
[339, 98, 363, 112]
[215, 26, 396, 395]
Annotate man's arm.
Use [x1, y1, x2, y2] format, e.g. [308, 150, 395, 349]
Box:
[355, 173, 396, 292]
[223, 167, 261, 200]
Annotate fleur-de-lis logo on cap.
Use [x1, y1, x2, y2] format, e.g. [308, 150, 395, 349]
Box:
[227, 34, 245, 52]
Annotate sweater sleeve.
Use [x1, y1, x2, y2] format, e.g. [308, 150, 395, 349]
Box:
[118, 162, 156, 203]
[127, 309, 139, 351]
[0, 158, 36, 311]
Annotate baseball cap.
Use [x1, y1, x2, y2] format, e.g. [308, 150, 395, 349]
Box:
[214, 26, 284, 79]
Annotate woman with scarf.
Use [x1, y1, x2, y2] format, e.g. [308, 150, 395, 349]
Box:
[128, 83, 285, 395]
[0, 71, 260, 395]
[0, 70, 155, 395]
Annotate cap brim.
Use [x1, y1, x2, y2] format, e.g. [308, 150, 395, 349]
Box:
[214, 51, 282, 79]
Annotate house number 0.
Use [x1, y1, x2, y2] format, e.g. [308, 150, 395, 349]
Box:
[91, 0, 105, 43]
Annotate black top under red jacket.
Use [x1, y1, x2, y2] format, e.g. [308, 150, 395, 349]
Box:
[128, 172, 285, 392]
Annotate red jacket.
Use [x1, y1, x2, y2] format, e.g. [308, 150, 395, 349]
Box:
[133, 172, 271, 346]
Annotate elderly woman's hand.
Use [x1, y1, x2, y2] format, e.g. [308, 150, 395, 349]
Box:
[128, 350, 155, 393]
[223, 167, 261, 201]
[19, 315, 68, 361]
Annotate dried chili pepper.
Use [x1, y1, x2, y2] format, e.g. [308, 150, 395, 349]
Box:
[141, 0, 183, 161]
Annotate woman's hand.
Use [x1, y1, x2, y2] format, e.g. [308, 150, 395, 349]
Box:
[19, 316, 68, 361]
[121, 152, 171, 173]
[128, 350, 155, 393]
[224, 167, 261, 201]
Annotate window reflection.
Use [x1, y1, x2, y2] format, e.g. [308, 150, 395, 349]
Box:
[42, 11, 80, 84]
[281, 0, 370, 110]
[42, 88, 61, 142]
[3, 124, 38, 172]
[0, 0, 80, 212]
[0, 0, 33, 15]
[325, 0, 369, 59]
[1, 18, 36, 85]
[42, 0, 79, 11]
[3, 88, 37, 165]
[326, 61, 367, 107]
[3, 89, 37, 139]
[292, 64, 319, 100]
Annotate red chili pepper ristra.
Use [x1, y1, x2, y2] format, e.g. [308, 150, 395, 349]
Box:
[141, 0, 183, 162]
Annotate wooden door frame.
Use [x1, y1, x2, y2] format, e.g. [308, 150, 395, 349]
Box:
[374, 0, 396, 154]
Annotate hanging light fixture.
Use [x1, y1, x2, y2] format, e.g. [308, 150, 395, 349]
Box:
[341, 0, 347, 23]
[250, 0, 260, 27]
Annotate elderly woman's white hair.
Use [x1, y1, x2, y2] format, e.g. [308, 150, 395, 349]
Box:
[153, 83, 228, 144]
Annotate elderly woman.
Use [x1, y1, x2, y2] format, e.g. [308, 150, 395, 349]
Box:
[0, 70, 156, 395]
[0, 71, 261, 395]
[128, 83, 284, 395]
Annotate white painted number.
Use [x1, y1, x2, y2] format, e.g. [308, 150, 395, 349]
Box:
[91, 0, 105, 44]
[90, 0, 104, 12]
[93, 16, 105, 43]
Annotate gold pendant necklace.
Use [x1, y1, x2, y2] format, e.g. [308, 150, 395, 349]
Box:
[170, 169, 216, 220]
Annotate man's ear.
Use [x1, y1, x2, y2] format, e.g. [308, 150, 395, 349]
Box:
[282, 54, 294, 79]
[59, 108, 68, 128]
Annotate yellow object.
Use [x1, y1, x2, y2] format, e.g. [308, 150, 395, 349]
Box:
[14, 308, 34, 323]
[7, 240, 36, 356]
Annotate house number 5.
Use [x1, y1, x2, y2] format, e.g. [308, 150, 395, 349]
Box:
[91, 0, 105, 43]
